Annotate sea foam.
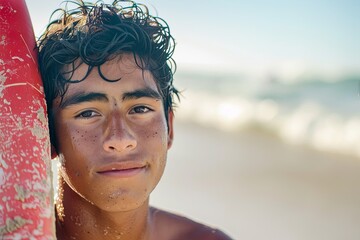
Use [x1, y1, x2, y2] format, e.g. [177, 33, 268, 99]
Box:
[176, 89, 360, 158]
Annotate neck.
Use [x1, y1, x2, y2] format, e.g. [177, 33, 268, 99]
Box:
[56, 181, 152, 240]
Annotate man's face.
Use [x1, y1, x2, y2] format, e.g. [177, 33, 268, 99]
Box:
[52, 54, 173, 211]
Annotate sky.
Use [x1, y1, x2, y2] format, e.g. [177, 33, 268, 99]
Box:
[25, 0, 360, 80]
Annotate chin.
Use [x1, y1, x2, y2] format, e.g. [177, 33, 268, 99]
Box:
[92, 188, 151, 212]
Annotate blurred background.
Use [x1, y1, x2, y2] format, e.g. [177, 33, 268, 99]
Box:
[26, 0, 360, 239]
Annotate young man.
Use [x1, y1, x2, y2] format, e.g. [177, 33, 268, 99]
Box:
[38, 1, 232, 239]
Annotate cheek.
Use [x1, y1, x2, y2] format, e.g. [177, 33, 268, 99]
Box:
[142, 120, 168, 148]
[57, 125, 100, 169]
[63, 124, 100, 148]
[71, 129, 99, 147]
[141, 119, 169, 170]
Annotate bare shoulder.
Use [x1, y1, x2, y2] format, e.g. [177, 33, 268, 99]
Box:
[150, 207, 233, 240]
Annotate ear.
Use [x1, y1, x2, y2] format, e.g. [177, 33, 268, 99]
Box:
[167, 110, 174, 149]
[51, 145, 58, 160]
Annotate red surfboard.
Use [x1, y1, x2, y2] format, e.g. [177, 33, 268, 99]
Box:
[0, 0, 55, 238]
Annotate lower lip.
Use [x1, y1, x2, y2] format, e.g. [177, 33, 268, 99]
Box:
[98, 167, 146, 178]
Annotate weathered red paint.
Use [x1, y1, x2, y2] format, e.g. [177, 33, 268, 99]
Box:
[0, 0, 55, 239]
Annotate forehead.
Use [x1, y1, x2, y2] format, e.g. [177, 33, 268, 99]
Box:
[62, 54, 158, 96]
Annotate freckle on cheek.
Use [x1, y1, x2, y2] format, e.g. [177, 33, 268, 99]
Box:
[90, 135, 97, 143]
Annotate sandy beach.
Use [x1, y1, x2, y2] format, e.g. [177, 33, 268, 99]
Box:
[150, 121, 360, 240]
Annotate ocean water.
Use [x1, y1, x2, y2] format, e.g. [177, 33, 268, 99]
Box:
[174, 71, 360, 158]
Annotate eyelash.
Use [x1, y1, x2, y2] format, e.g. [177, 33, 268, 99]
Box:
[129, 105, 153, 114]
[74, 105, 153, 120]
[75, 110, 101, 119]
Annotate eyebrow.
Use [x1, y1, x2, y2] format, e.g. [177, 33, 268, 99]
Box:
[60, 87, 162, 109]
[122, 88, 162, 101]
[60, 92, 108, 109]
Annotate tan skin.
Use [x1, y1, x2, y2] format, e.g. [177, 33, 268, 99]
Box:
[52, 54, 232, 240]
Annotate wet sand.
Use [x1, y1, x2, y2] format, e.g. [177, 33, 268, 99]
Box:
[150, 121, 360, 240]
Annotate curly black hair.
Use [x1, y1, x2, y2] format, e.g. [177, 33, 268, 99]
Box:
[37, 0, 178, 148]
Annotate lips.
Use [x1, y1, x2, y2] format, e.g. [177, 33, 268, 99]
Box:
[96, 161, 147, 178]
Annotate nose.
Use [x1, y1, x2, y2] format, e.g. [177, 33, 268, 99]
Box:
[103, 115, 137, 153]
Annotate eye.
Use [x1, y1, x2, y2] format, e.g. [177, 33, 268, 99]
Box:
[75, 110, 101, 119]
[130, 106, 152, 114]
